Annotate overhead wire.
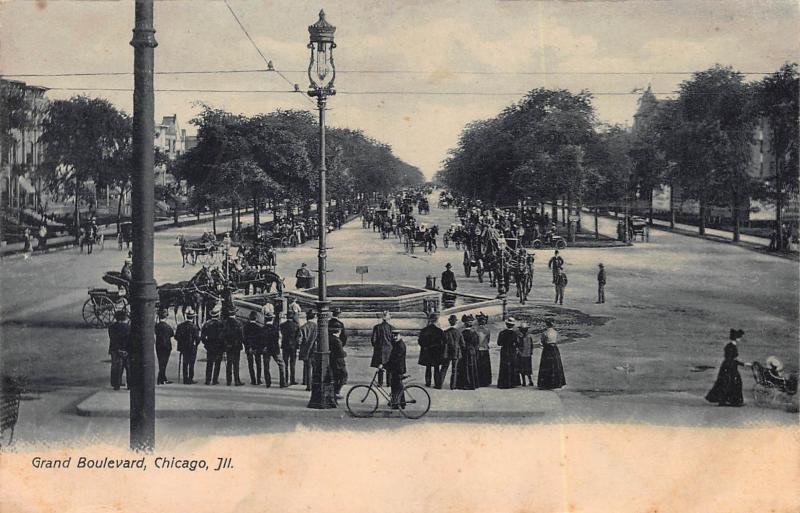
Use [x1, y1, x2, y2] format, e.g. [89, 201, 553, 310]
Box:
[221, 0, 314, 105]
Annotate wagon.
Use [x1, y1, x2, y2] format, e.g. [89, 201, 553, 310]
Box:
[629, 216, 650, 242]
[82, 288, 129, 328]
[81, 272, 131, 328]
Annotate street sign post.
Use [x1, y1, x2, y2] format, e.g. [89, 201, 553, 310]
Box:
[356, 265, 368, 284]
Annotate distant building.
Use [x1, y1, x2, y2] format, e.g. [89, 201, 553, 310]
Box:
[153, 114, 187, 186]
[632, 86, 780, 221]
[1, 79, 50, 210]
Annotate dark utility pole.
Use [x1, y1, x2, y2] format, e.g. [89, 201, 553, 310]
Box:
[306, 10, 337, 409]
[129, 0, 157, 450]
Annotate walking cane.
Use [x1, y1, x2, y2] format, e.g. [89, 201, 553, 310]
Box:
[178, 352, 182, 384]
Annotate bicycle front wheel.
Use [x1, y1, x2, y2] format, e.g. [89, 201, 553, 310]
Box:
[399, 385, 431, 419]
[346, 385, 379, 418]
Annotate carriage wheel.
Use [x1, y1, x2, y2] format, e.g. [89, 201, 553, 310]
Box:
[556, 239, 566, 250]
[752, 386, 771, 407]
[82, 298, 103, 328]
[532, 240, 542, 249]
[95, 296, 117, 328]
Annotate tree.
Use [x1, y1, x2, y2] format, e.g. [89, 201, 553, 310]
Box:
[754, 63, 799, 248]
[38, 96, 131, 238]
[661, 65, 756, 238]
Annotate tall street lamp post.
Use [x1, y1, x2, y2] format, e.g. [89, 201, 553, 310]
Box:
[129, 0, 157, 450]
[307, 10, 337, 409]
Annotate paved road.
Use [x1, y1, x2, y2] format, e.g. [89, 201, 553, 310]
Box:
[1, 191, 797, 446]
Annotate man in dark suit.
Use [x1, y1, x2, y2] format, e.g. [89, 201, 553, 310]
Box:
[328, 307, 347, 346]
[440, 314, 463, 390]
[175, 308, 201, 384]
[244, 311, 266, 385]
[107, 309, 130, 390]
[370, 311, 394, 386]
[597, 263, 606, 303]
[201, 304, 225, 385]
[223, 306, 245, 386]
[155, 310, 174, 385]
[384, 329, 407, 408]
[329, 327, 348, 399]
[262, 312, 287, 388]
[548, 250, 564, 284]
[280, 311, 302, 385]
[417, 312, 444, 388]
[441, 263, 457, 307]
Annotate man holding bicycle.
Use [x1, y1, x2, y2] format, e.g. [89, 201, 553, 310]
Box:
[383, 329, 407, 409]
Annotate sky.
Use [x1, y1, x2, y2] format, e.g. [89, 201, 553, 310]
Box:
[1, 0, 798, 179]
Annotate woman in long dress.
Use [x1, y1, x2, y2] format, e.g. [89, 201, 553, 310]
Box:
[475, 313, 492, 387]
[706, 329, 750, 406]
[497, 318, 520, 389]
[537, 319, 566, 390]
[456, 315, 479, 390]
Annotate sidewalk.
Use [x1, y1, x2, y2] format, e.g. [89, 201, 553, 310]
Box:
[0, 209, 245, 261]
[75, 384, 562, 419]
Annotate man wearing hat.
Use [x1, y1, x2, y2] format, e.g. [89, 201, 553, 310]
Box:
[497, 317, 521, 389]
[201, 303, 225, 385]
[280, 310, 302, 385]
[244, 311, 267, 385]
[418, 312, 444, 388]
[155, 309, 175, 385]
[370, 311, 395, 386]
[440, 314, 463, 390]
[262, 311, 287, 387]
[175, 308, 201, 384]
[548, 250, 564, 284]
[222, 305, 245, 386]
[384, 328, 407, 408]
[107, 309, 130, 390]
[121, 258, 133, 284]
[441, 263, 458, 308]
[299, 310, 318, 391]
[328, 307, 347, 346]
[554, 267, 568, 306]
[295, 263, 312, 289]
[597, 263, 606, 304]
[329, 326, 348, 399]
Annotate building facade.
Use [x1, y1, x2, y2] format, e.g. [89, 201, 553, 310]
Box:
[1, 78, 50, 210]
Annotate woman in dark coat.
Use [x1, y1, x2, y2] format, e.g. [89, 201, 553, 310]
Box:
[456, 315, 479, 390]
[537, 319, 566, 390]
[496, 318, 521, 389]
[706, 329, 750, 406]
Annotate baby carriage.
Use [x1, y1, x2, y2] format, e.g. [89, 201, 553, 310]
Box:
[751, 357, 798, 412]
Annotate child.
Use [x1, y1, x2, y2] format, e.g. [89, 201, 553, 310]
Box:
[516, 322, 535, 386]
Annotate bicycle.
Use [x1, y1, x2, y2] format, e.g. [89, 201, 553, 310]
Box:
[346, 369, 431, 419]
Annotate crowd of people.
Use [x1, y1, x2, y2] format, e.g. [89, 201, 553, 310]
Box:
[107, 303, 350, 397]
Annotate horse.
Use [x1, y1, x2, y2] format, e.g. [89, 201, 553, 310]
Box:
[156, 266, 221, 323]
[217, 263, 285, 296]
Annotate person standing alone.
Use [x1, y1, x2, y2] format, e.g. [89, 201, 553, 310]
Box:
[553, 267, 568, 305]
[597, 263, 606, 304]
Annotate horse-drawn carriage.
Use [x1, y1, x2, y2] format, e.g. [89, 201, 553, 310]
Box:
[629, 216, 650, 242]
[176, 233, 221, 267]
[418, 198, 430, 215]
[82, 272, 130, 328]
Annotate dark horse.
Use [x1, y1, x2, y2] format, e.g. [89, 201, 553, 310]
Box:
[157, 266, 221, 322]
[217, 263, 284, 296]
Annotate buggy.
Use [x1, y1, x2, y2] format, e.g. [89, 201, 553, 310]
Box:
[751, 361, 798, 411]
[82, 272, 130, 328]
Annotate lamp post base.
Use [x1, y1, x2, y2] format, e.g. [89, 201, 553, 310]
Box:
[307, 382, 338, 409]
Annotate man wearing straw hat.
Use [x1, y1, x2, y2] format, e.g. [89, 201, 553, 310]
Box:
[175, 308, 201, 384]
[201, 303, 225, 385]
